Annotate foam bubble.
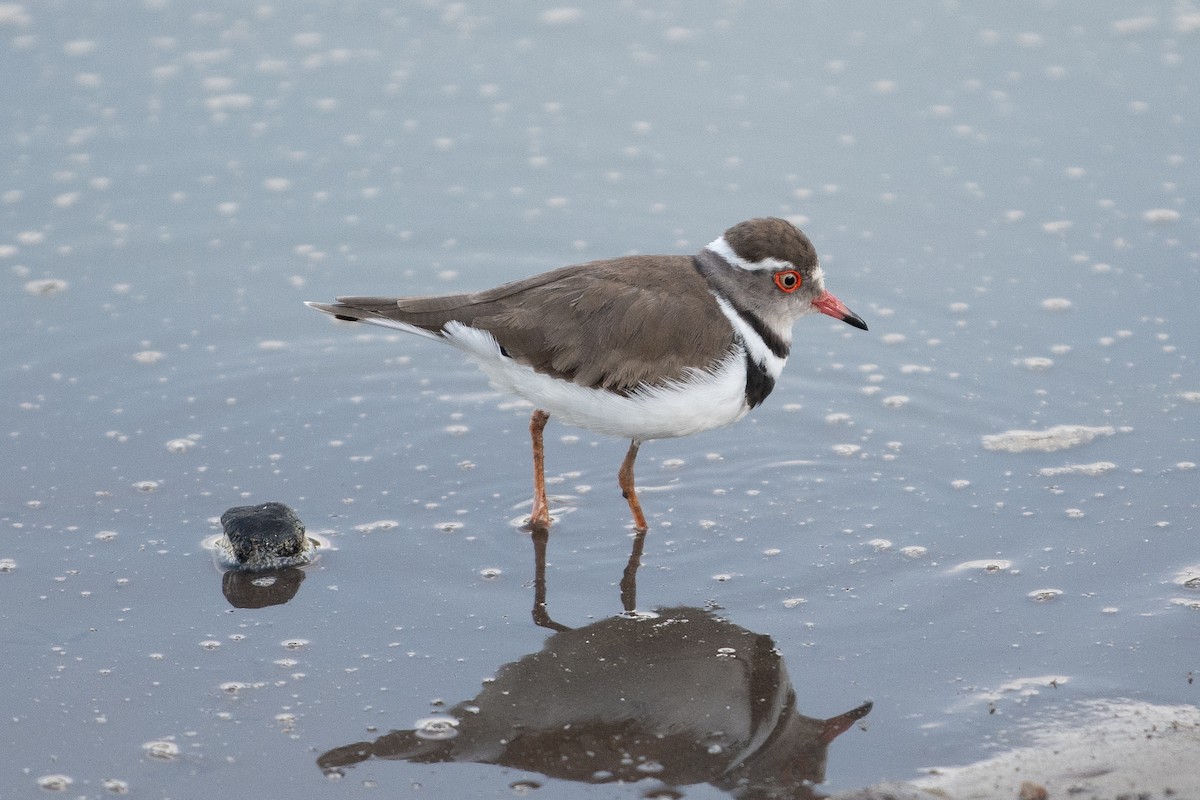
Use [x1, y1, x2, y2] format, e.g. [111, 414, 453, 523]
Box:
[354, 520, 399, 533]
[1040, 297, 1073, 311]
[414, 716, 460, 740]
[1142, 208, 1180, 224]
[24, 278, 69, 295]
[142, 740, 180, 760]
[950, 559, 1013, 573]
[37, 775, 73, 791]
[1019, 357, 1054, 370]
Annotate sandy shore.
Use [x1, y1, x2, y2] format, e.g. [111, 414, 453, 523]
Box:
[833, 699, 1200, 800]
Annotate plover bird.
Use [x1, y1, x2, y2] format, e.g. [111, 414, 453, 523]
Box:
[308, 217, 866, 531]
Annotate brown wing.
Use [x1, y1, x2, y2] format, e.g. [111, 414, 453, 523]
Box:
[320, 255, 737, 393]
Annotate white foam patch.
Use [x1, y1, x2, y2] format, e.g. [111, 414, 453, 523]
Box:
[539, 7, 582, 25]
[1143, 208, 1180, 224]
[24, 278, 69, 295]
[1040, 297, 1074, 311]
[982, 424, 1119, 453]
[1038, 461, 1117, 477]
[1172, 565, 1200, 588]
[1112, 16, 1158, 34]
[0, 5, 33, 26]
[1018, 356, 1054, 370]
[948, 559, 1013, 573]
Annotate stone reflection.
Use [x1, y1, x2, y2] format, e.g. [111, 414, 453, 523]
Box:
[220, 566, 306, 608]
[319, 528, 870, 797]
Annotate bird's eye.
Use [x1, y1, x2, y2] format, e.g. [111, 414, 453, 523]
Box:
[773, 269, 802, 293]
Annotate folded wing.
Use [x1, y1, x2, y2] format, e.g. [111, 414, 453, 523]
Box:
[309, 256, 736, 393]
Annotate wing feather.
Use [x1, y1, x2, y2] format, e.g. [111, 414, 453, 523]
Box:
[309, 255, 736, 392]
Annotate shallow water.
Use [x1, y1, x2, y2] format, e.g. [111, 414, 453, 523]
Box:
[3, 2, 1198, 797]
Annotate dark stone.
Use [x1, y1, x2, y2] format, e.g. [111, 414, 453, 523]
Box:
[219, 502, 307, 567]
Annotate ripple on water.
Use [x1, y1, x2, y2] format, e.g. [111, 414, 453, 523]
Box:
[413, 716, 460, 741]
[201, 532, 322, 571]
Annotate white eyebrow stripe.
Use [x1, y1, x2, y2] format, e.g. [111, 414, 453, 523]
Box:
[704, 235, 793, 273]
[711, 293, 787, 380]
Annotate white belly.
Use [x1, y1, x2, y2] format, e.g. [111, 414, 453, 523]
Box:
[443, 322, 751, 440]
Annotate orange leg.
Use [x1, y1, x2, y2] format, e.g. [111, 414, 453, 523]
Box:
[618, 438, 649, 532]
[528, 409, 551, 529]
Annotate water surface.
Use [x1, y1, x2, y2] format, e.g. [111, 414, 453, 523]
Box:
[3, 2, 1198, 797]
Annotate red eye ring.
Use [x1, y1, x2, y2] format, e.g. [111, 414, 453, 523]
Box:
[773, 269, 802, 293]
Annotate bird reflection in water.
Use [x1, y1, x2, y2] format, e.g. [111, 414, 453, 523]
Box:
[318, 527, 871, 797]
